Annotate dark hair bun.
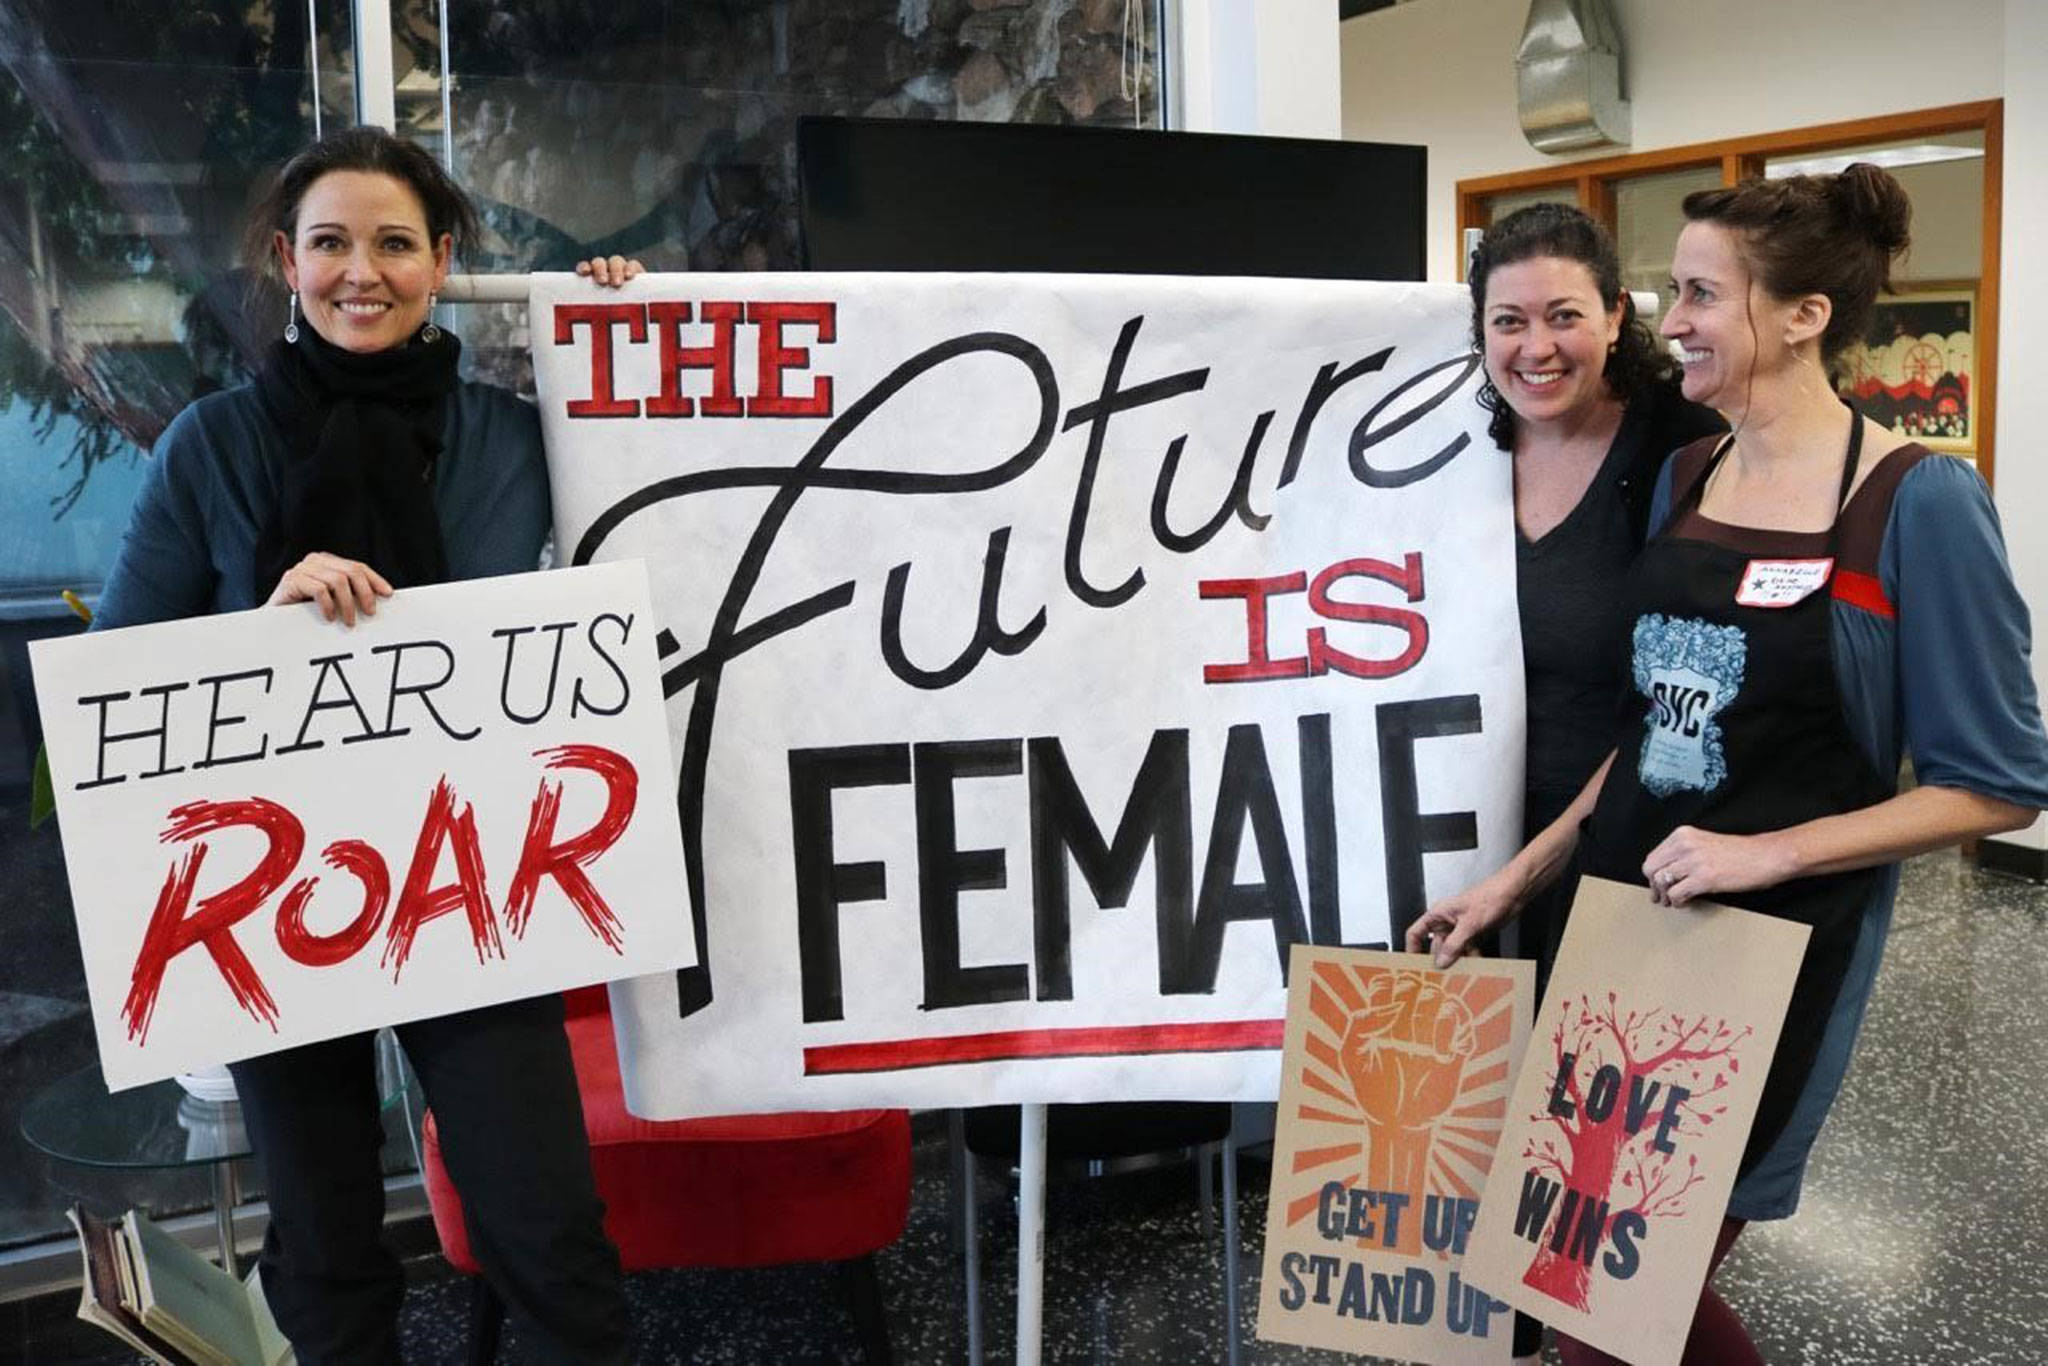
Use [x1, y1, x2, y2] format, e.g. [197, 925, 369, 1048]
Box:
[1833, 162, 1912, 254]
[1683, 166, 1909, 364]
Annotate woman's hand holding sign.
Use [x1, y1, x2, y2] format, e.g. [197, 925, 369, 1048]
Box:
[1405, 868, 1521, 970]
[1642, 825, 1797, 906]
[1408, 753, 1618, 967]
[268, 552, 394, 626]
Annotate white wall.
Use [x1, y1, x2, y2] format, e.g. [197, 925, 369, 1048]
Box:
[1340, 0, 2003, 282]
[1993, 0, 2048, 848]
[1178, 0, 1340, 138]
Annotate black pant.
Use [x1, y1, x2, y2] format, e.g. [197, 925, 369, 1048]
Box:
[229, 995, 627, 1364]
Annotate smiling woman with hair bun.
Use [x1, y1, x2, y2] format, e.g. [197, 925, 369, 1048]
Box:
[1417, 162, 2048, 1364]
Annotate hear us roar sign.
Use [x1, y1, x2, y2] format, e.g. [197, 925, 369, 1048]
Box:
[33, 562, 694, 1089]
[534, 272, 1523, 1117]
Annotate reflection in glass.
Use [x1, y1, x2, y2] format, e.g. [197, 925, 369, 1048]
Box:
[394, 0, 1168, 389]
[0, 0, 341, 1257]
[0, 0, 351, 595]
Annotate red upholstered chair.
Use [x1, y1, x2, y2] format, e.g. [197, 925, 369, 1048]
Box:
[420, 986, 911, 1364]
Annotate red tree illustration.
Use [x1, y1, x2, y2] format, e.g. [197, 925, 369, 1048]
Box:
[1520, 992, 1748, 1311]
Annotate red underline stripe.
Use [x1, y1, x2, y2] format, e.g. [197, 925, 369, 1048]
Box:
[803, 1020, 1287, 1076]
[1832, 569, 1895, 618]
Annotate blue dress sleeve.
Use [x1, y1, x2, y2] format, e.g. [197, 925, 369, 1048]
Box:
[92, 406, 219, 631]
[1885, 457, 2048, 808]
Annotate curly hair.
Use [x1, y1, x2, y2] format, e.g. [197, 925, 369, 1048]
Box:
[1468, 202, 1679, 451]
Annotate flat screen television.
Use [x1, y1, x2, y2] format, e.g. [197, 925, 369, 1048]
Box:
[796, 116, 1426, 282]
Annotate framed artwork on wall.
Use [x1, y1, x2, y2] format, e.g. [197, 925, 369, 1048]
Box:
[1836, 283, 1976, 457]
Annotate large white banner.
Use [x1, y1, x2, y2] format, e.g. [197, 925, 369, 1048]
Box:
[533, 272, 1522, 1118]
[32, 562, 695, 1089]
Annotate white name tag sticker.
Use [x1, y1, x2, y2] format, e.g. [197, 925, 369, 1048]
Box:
[1736, 557, 1834, 608]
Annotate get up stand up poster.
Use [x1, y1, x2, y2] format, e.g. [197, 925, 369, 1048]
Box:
[1257, 947, 1534, 1363]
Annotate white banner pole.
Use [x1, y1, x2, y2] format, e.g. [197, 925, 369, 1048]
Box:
[352, 0, 397, 131]
[437, 274, 1646, 315]
[1015, 1103, 1047, 1366]
[441, 274, 533, 304]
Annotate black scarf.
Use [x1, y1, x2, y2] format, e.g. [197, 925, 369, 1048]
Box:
[251, 322, 462, 603]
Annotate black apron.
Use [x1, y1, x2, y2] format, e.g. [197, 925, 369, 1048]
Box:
[1578, 415, 1894, 1177]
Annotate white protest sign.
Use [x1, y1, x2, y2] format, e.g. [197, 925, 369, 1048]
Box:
[31, 561, 694, 1090]
[533, 272, 1523, 1117]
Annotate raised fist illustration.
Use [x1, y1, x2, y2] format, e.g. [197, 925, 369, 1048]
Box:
[1338, 970, 1477, 1239]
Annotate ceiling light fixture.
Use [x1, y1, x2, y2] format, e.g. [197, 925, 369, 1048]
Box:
[1768, 143, 1983, 177]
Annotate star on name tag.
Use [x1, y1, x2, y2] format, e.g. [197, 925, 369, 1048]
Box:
[1735, 557, 1834, 609]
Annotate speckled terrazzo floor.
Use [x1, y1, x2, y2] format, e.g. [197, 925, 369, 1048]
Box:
[1709, 851, 2048, 1366]
[15, 850, 2046, 1364]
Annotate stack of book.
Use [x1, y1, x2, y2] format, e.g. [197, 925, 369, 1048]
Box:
[68, 1206, 293, 1366]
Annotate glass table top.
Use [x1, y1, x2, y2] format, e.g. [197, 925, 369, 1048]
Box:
[20, 1051, 409, 1171]
[19, 1063, 252, 1170]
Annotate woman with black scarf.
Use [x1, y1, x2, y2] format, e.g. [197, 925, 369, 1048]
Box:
[92, 127, 640, 1364]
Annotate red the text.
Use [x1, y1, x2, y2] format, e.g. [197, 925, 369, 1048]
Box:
[555, 300, 836, 420]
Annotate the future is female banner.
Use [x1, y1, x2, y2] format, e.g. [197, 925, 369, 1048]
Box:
[533, 271, 1524, 1118]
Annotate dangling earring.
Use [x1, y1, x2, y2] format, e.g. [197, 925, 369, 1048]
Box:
[419, 293, 441, 345]
[284, 292, 300, 344]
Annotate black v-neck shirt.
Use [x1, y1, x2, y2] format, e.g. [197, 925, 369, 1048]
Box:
[1515, 385, 1726, 818]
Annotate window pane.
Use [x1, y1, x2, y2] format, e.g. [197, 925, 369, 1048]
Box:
[1765, 131, 1984, 284]
[400, 0, 1169, 388]
[1612, 164, 1720, 315]
[0, 1, 357, 603]
[0, 0, 346, 1257]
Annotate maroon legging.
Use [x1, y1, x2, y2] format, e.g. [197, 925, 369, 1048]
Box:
[1555, 1217, 1760, 1366]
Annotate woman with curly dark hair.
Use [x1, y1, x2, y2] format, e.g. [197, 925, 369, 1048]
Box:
[1468, 205, 1724, 1364]
[1469, 205, 1724, 989]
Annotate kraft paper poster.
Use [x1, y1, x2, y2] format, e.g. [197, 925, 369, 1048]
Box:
[1257, 946, 1534, 1363]
[1460, 878, 1810, 1366]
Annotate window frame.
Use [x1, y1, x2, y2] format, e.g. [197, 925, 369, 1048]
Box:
[1456, 101, 2004, 484]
